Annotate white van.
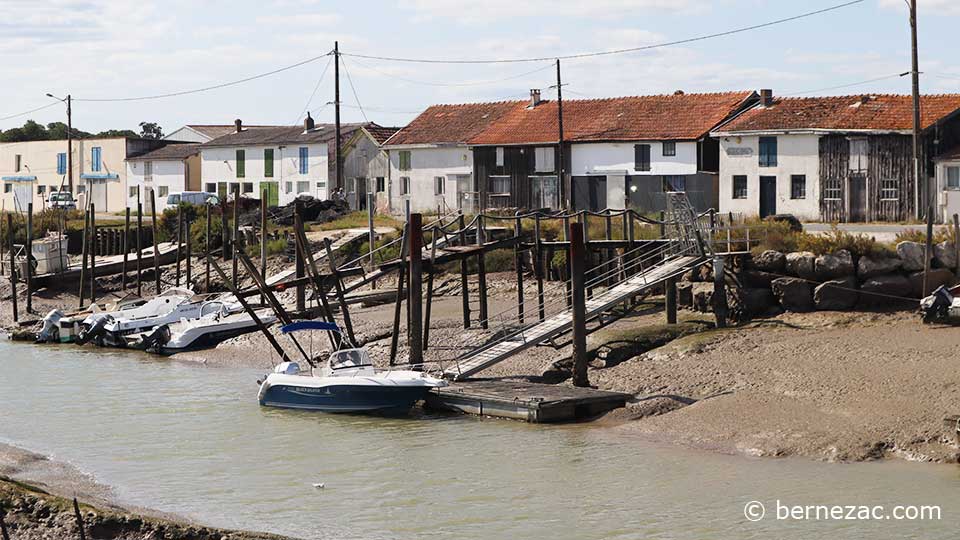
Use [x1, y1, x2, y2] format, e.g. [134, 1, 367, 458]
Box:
[167, 191, 220, 206]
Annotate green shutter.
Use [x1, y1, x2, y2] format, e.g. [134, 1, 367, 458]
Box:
[264, 148, 274, 177]
[236, 149, 245, 178]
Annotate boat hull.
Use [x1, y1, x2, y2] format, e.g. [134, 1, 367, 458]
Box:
[259, 382, 431, 413]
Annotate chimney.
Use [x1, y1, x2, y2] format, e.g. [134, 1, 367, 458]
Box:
[760, 89, 773, 107]
[529, 88, 541, 108]
[304, 112, 315, 132]
[234, 118, 243, 133]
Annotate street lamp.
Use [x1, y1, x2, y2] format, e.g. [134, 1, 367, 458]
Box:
[46, 93, 73, 193]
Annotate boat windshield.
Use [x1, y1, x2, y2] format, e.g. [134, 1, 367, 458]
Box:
[328, 349, 373, 370]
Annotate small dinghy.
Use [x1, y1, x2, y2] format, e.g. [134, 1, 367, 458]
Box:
[257, 321, 447, 413]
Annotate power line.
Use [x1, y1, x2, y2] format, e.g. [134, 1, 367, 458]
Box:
[347, 56, 555, 86]
[0, 101, 61, 122]
[782, 72, 907, 96]
[74, 51, 333, 102]
[342, 0, 865, 64]
[291, 55, 334, 125]
[339, 57, 368, 123]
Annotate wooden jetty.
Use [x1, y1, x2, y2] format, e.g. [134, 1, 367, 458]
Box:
[427, 379, 631, 423]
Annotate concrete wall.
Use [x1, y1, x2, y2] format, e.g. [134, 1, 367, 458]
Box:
[344, 132, 389, 210]
[718, 134, 821, 220]
[570, 141, 699, 176]
[126, 159, 186, 212]
[201, 143, 328, 206]
[387, 146, 471, 214]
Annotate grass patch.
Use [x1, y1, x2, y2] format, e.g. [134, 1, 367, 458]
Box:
[749, 220, 894, 257]
[314, 211, 402, 231]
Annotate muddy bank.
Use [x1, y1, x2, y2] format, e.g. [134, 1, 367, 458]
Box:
[0, 443, 296, 540]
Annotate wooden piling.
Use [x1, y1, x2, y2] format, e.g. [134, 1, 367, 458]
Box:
[149, 191, 160, 294]
[423, 228, 438, 351]
[569, 221, 589, 388]
[78, 208, 88, 308]
[458, 212, 470, 329]
[185, 217, 192, 287]
[923, 207, 933, 297]
[408, 213, 424, 367]
[389, 226, 408, 366]
[73, 497, 86, 540]
[713, 256, 728, 328]
[25, 202, 32, 313]
[89, 204, 96, 303]
[294, 198, 305, 312]
[122, 207, 130, 290]
[368, 192, 376, 289]
[136, 201, 143, 296]
[534, 214, 545, 321]
[665, 276, 677, 324]
[476, 214, 488, 330]
[291, 224, 338, 350]
[260, 196, 267, 303]
[954, 214, 960, 270]
[323, 237, 356, 346]
[220, 198, 229, 262]
[562, 214, 572, 307]
[205, 206, 211, 292]
[604, 210, 613, 286]
[175, 204, 182, 287]
[232, 184, 240, 287]
[6, 214, 17, 322]
[515, 213, 525, 324]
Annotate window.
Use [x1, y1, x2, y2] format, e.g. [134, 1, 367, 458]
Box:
[849, 138, 868, 172]
[434, 176, 445, 195]
[758, 137, 777, 167]
[490, 175, 511, 194]
[297, 181, 309, 193]
[14, 154, 21, 172]
[91, 147, 102, 172]
[144, 161, 153, 182]
[236, 149, 245, 178]
[264, 148, 274, 177]
[790, 175, 806, 199]
[129, 186, 138, 198]
[49, 186, 57, 192]
[298, 147, 309, 174]
[376, 177, 386, 193]
[205, 182, 216, 193]
[948, 166, 960, 190]
[400, 176, 410, 195]
[76, 184, 86, 194]
[316, 181, 326, 188]
[285, 182, 293, 194]
[229, 182, 240, 196]
[158, 186, 169, 197]
[634, 144, 651, 172]
[534, 147, 555, 172]
[57, 153, 66, 175]
[242, 182, 254, 194]
[663, 175, 686, 192]
[823, 178, 842, 200]
[662, 141, 676, 157]
[398, 150, 412, 171]
[732, 175, 748, 199]
[37, 185, 46, 195]
[880, 178, 899, 200]
[3, 184, 10, 193]
[495, 147, 504, 167]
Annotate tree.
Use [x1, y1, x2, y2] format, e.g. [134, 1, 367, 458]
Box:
[139, 122, 163, 139]
[95, 129, 138, 138]
[46, 122, 91, 140]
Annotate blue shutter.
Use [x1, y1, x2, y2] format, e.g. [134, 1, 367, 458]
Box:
[299, 147, 309, 174]
[57, 153, 66, 175]
[92, 147, 102, 172]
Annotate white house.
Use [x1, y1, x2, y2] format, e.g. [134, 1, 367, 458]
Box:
[199, 119, 330, 207]
[125, 143, 201, 212]
[935, 148, 960, 223]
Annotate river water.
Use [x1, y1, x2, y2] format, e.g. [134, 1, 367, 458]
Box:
[1, 340, 957, 539]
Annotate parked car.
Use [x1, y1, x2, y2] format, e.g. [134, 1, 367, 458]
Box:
[47, 191, 77, 210]
[167, 191, 220, 207]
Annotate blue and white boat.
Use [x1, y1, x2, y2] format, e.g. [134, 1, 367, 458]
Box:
[257, 321, 447, 413]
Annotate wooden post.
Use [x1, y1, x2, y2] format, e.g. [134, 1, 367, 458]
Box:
[89, 203, 96, 303]
[423, 228, 438, 351]
[923, 207, 934, 296]
[0, 202, 5, 277]
[954, 214, 960, 272]
[713, 256, 728, 328]
[291, 226, 339, 350]
[185, 217, 192, 287]
[458, 213, 470, 329]
[665, 276, 677, 324]
[78, 208, 88, 307]
[569, 221, 589, 388]
[25, 202, 32, 313]
[389, 227, 408, 365]
[323, 237, 356, 345]
[580, 211, 593, 299]
[562, 214, 572, 307]
[232, 184, 240, 287]
[476, 214, 488, 330]
[604, 211, 613, 286]
[368, 192, 376, 289]
[175, 204, 182, 287]
[294, 198, 305, 312]
[205, 206, 211, 292]
[6, 214, 17, 322]
[515, 213, 525, 324]
[136, 201, 143, 296]
[73, 497, 87, 540]
[150, 191, 160, 294]
[534, 214, 545, 321]
[408, 213, 424, 367]
[260, 196, 267, 303]
[221, 198, 229, 261]
[0, 507, 10, 540]
[122, 207, 130, 290]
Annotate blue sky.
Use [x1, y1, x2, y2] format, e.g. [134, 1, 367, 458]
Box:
[1, 0, 958, 134]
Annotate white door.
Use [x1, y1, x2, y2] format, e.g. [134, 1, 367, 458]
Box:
[13, 182, 32, 212]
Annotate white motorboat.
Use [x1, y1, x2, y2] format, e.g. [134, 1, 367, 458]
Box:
[129, 308, 278, 353]
[257, 321, 447, 413]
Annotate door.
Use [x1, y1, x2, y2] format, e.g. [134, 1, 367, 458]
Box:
[572, 176, 606, 211]
[759, 176, 777, 218]
[260, 181, 279, 207]
[849, 174, 867, 222]
[90, 180, 108, 212]
[12, 182, 32, 212]
[455, 174, 475, 213]
[356, 178, 367, 210]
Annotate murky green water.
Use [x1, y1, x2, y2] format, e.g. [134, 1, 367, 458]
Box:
[0, 340, 957, 539]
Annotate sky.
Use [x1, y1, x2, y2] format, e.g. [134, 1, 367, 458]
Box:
[1, 0, 958, 134]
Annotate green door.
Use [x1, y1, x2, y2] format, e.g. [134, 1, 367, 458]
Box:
[261, 181, 279, 207]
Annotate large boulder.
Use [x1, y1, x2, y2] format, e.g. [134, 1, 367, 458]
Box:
[908, 269, 956, 298]
[859, 274, 912, 308]
[896, 241, 926, 271]
[934, 241, 957, 269]
[814, 250, 854, 280]
[770, 277, 814, 312]
[784, 251, 816, 280]
[857, 254, 902, 279]
[813, 276, 859, 310]
[743, 270, 778, 288]
[691, 283, 714, 312]
[742, 287, 778, 317]
[752, 250, 786, 272]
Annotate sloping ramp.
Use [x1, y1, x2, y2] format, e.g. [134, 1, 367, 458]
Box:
[444, 254, 705, 380]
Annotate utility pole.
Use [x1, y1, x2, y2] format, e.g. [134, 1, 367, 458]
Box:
[334, 41, 343, 192]
[46, 93, 73, 193]
[555, 59, 567, 209]
[910, 0, 922, 219]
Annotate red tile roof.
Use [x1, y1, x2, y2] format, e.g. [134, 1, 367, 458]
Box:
[364, 125, 401, 145]
[384, 92, 755, 146]
[716, 94, 960, 133]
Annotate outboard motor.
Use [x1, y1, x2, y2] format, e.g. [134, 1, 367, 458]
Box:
[921, 285, 954, 324]
[75, 315, 111, 345]
[36, 309, 64, 343]
[138, 324, 172, 352]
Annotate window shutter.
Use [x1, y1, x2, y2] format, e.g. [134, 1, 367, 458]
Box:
[264, 149, 274, 177]
[236, 149, 245, 178]
[299, 147, 309, 174]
